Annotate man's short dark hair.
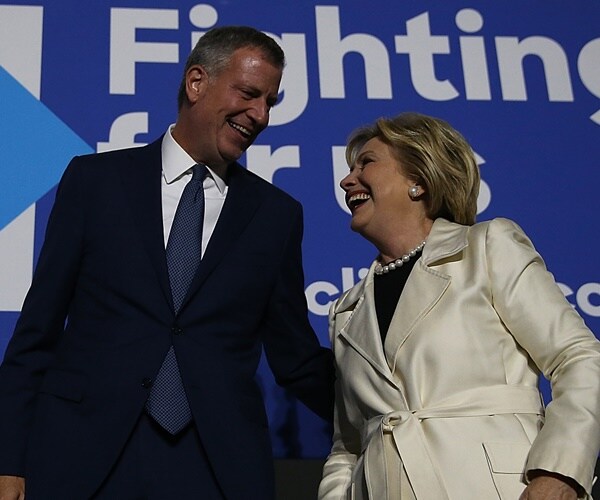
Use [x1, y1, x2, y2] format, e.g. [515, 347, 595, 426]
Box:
[177, 26, 285, 109]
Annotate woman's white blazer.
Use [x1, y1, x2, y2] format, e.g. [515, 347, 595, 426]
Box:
[319, 217, 600, 499]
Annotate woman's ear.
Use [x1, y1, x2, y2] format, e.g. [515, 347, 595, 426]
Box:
[408, 184, 425, 199]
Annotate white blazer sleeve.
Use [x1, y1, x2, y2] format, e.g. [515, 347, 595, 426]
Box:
[486, 218, 600, 494]
[318, 305, 360, 500]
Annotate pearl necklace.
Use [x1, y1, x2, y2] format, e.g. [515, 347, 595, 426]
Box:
[374, 240, 426, 275]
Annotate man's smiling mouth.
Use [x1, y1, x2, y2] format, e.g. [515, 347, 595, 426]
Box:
[228, 120, 251, 137]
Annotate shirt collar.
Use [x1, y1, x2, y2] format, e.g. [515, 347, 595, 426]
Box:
[161, 124, 227, 194]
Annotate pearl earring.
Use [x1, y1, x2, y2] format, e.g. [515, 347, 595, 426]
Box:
[409, 185, 420, 199]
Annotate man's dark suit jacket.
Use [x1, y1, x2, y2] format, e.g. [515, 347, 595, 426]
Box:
[0, 138, 334, 499]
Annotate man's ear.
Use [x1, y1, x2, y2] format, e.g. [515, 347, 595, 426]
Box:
[185, 65, 208, 104]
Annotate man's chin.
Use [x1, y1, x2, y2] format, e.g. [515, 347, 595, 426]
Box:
[222, 146, 247, 164]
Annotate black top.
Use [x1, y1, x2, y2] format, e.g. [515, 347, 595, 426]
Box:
[374, 251, 422, 345]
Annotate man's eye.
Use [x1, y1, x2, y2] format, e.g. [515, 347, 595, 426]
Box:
[239, 88, 256, 100]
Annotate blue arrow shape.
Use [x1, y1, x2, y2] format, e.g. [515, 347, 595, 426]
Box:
[0, 65, 93, 230]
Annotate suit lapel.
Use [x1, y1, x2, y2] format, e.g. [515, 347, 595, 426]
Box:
[117, 148, 264, 314]
[118, 138, 173, 308]
[180, 163, 262, 309]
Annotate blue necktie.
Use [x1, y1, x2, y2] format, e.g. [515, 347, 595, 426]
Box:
[146, 164, 207, 434]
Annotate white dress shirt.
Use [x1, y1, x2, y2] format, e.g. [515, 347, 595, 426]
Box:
[161, 125, 227, 255]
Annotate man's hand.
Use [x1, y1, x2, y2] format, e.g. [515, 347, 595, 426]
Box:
[519, 473, 580, 500]
[0, 475, 25, 500]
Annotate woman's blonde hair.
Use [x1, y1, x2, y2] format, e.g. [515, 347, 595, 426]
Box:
[346, 112, 480, 225]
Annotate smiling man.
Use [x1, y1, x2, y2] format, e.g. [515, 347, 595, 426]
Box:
[0, 26, 334, 500]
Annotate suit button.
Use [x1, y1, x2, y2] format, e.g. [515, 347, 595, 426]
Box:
[172, 325, 183, 335]
[141, 378, 152, 388]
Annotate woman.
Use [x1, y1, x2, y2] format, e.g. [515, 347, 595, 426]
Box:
[319, 112, 600, 499]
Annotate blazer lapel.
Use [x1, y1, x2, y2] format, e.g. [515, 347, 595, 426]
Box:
[336, 264, 399, 386]
[385, 218, 470, 374]
[118, 138, 172, 308]
[383, 263, 450, 372]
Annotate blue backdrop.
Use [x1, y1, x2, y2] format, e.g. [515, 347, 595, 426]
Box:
[1, 0, 599, 458]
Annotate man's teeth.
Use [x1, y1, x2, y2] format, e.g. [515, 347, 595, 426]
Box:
[229, 121, 251, 136]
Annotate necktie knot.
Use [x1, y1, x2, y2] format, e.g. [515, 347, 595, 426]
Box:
[191, 163, 207, 182]
[190, 164, 207, 201]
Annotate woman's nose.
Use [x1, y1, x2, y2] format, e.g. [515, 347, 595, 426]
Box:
[340, 170, 356, 191]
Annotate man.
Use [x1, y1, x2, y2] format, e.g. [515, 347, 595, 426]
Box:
[0, 26, 334, 499]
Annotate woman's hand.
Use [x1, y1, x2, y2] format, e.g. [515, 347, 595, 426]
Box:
[519, 473, 580, 500]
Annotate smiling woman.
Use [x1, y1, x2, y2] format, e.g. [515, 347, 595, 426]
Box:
[341, 135, 432, 259]
[319, 112, 600, 500]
